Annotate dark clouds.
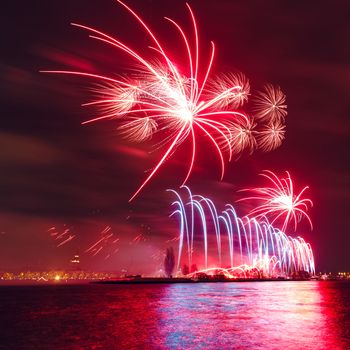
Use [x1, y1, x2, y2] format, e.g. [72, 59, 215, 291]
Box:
[0, 0, 349, 272]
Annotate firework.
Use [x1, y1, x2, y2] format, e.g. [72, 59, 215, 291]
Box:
[85, 226, 119, 259]
[238, 170, 313, 232]
[207, 72, 250, 109]
[42, 1, 288, 201]
[169, 186, 315, 277]
[118, 117, 158, 142]
[257, 120, 286, 152]
[130, 233, 147, 244]
[85, 82, 140, 118]
[227, 115, 257, 155]
[47, 226, 76, 248]
[253, 84, 287, 122]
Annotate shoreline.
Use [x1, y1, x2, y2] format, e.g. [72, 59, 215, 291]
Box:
[1, 278, 348, 286]
[93, 277, 315, 284]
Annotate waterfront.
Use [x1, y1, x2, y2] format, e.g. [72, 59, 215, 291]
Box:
[0, 281, 349, 349]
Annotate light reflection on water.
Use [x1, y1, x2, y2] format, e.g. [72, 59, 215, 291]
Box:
[0, 281, 349, 349]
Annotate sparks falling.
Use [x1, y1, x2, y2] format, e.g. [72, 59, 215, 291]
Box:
[170, 186, 315, 277]
[47, 226, 76, 248]
[42, 1, 287, 201]
[85, 226, 119, 260]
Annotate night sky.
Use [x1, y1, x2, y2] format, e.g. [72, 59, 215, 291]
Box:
[1, 0, 349, 273]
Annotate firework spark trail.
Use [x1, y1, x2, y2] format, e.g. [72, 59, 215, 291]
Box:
[47, 226, 76, 248]
[207, 72, 250, 109]
[48, 227, 58, 237]
[118, 117, 158, 142]
[56, 228, 70, 240]
[253, 84, 287, 122]
[131, 233, 147, 244]
[165, 236, 180, 243]
[85, 235, 111, 253]
[224, 116, 257, 155]
[169, 186, 315, 277]
[238, 170, 313, 232]
[257, 121, 286, 152]
[42, 1, 288, 201]
[85, 226, 119, 259]
[56, 235, 76, 248]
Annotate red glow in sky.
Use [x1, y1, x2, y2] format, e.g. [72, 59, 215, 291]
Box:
[0, 0, 349, 272]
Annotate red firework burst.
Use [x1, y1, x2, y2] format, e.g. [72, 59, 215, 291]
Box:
[238, 170, 313, 233]
[42, 1, 287, 201]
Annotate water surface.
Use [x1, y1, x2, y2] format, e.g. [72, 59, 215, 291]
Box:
[0, 281, 349, 349]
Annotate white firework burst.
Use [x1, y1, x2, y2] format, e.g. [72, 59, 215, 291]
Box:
[227, 116, 257, 155]
[208, 72, 250, 109]
[118, 117, 158, 142]
[257, 120, 286, 152]
[253, 84, 287, 122]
